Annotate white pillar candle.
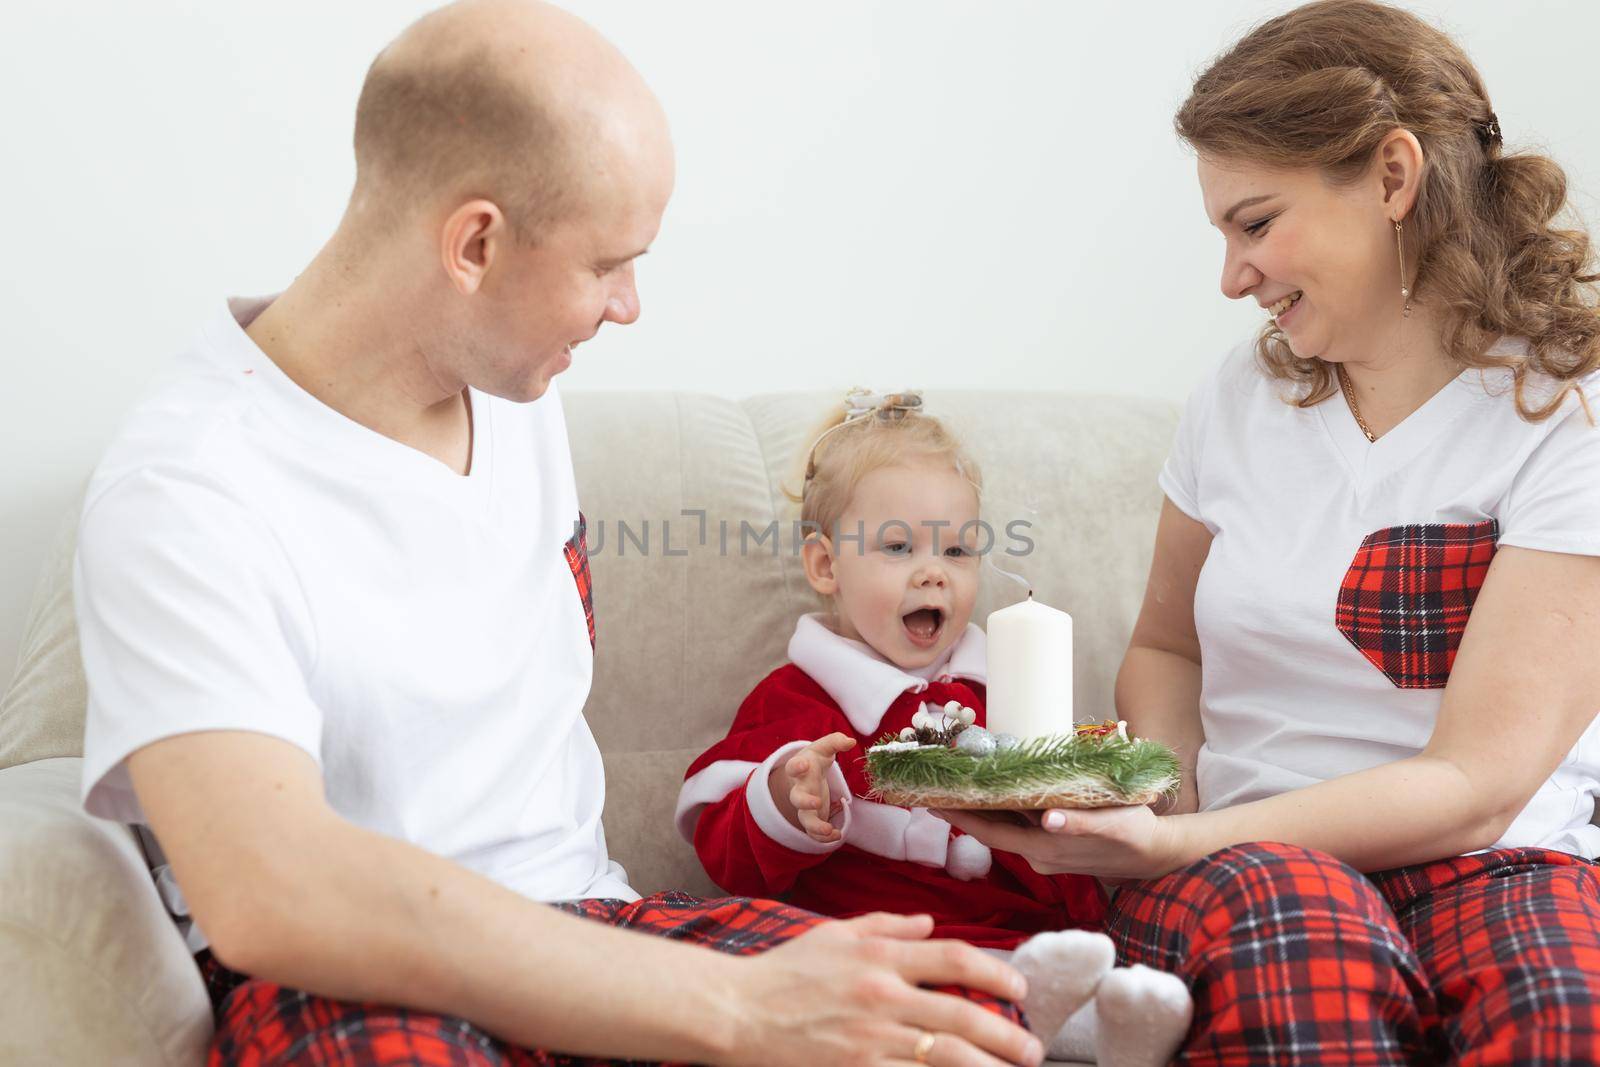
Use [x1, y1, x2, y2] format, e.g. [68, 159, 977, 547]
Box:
[985, 594, 1073, 739]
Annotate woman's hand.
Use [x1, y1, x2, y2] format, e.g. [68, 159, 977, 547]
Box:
[931, 804, 1189, 881]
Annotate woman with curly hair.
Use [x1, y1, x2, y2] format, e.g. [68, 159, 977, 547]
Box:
[940, 1, 1600, 1062]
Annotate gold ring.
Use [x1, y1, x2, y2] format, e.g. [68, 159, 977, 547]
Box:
[913, 1029, 937, 1063]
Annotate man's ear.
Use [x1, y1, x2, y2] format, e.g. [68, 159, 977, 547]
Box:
[440, 198, 506, 296]
[801, 535, 839, 597]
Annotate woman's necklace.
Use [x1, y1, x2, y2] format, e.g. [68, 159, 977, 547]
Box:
[1337, 363, 1378, 443]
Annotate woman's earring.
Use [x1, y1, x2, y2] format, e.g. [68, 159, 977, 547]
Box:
[1395, 220, 1412, 319]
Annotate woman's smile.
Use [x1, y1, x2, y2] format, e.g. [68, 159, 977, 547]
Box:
[1270, 290, 1305, 328]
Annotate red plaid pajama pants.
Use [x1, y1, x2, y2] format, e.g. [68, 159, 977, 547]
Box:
[201, 890, 1021, 1065]
[1108, 841, 1600, 1065]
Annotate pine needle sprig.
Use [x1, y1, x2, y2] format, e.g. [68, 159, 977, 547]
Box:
[864, 733, 1180, 808]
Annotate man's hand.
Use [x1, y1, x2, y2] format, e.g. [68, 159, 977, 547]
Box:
[722, 912, 1043, 1067]
[773, 733, 857, 843]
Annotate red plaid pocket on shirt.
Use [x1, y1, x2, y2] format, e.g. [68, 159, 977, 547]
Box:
[564, 512, 595, 651]
[1335, 519, 1498, 689]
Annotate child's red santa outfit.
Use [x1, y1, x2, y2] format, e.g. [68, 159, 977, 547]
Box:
[677, 614, 1106, 949]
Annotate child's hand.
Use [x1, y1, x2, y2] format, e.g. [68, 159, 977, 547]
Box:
[779, 733, 857, 842]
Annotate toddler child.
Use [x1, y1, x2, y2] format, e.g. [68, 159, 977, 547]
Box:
[676, 391, 1192, 1065]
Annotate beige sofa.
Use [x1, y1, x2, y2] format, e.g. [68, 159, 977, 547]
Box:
[0, 389, 1177, 1065]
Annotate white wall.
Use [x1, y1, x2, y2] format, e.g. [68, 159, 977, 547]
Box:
[2, 0, 1596, 677]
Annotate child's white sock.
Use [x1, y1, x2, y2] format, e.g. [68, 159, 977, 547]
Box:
[1011, 930, 1114, 1047]
[1045, 1001, 1097, 1061]
[1093, 964, 1193, 1067]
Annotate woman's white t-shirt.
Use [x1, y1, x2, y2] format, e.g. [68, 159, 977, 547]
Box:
[77, 297, 634, 950]
[1161, 339, 1600, 857]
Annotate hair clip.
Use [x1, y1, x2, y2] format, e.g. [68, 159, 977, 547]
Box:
[804, 388, 925, 480]
[843, 388, 923, 422]
[1477, 112, 1502, 149]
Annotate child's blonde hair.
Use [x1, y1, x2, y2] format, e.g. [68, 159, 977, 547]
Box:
[786, 392, 984, 539]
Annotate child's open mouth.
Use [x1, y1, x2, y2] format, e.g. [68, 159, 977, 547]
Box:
[902, 607, 944, 648]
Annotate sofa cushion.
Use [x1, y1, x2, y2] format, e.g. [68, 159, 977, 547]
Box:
[0, 508, 87, 771]
[0, 757, 211, 1064]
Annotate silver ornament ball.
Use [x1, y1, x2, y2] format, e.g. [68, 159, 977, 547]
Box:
[954, 727, 996, 757]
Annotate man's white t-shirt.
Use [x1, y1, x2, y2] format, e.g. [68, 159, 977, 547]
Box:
[77, 297, 634, 950]
[1162, 339, 1600, 857]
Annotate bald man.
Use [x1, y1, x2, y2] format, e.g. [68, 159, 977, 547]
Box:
[72, 3, 1044, 1065]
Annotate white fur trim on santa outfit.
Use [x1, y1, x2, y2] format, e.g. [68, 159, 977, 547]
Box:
[845, 796, 990, 877]
[787, 613, 987, 736]
[674, 759, 759, 843]
[946, 832, 993, 881]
